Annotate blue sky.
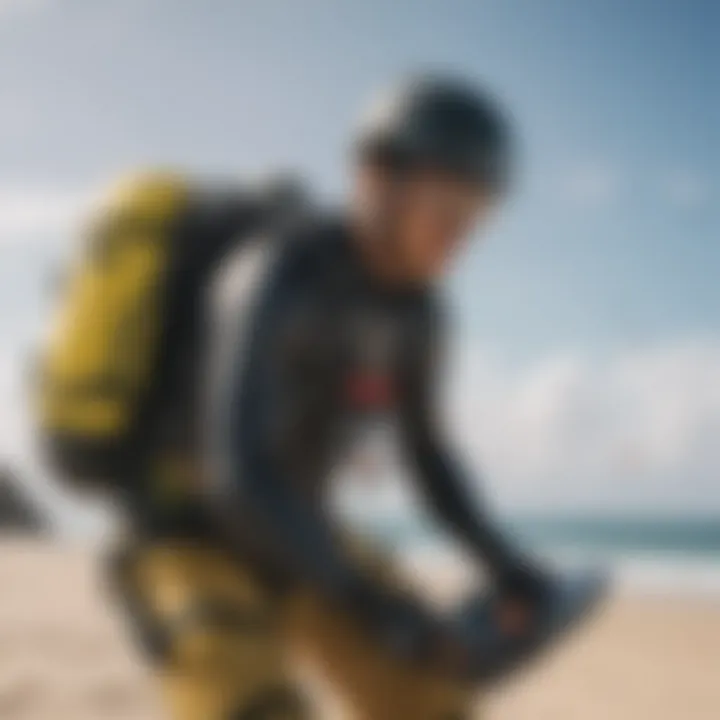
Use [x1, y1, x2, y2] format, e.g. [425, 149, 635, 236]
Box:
[0, 0, 718, 515]
[1, 0, 717, 356]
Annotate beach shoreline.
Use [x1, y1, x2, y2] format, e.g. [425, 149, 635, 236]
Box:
[1, 540, 718, 719]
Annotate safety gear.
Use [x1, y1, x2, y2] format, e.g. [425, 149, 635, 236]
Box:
[32, 170, 305, 490]
[356, 74, 512, 192]
[110, 537, 478, 720]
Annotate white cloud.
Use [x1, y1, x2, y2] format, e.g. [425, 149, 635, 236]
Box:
[449, 340, 720, 513]
[0, 351, 26, 456]
[3, 339, 720, 526]
[660, 171, 711, 209]
[552, 163, 713, 212]
[556, 161, 621, 210]
[0, 186, 93, 243]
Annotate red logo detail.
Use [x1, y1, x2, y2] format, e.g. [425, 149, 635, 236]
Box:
[344, 373, 396, 408]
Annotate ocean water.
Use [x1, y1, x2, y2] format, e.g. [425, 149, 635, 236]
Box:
[361, 515, 720, 596]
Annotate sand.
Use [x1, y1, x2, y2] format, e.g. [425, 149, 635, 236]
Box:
[1, 539, 718, 720]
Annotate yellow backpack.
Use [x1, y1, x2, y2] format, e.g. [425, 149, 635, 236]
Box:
[34, 171, 194, 487]
[34, 170, 305, 490]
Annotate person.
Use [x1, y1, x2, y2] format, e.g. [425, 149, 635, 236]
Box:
[100, 74, 548, 720]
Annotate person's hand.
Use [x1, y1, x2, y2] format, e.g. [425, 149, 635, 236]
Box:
[356, 588, 477, 675]
[493, 557, 552, 636]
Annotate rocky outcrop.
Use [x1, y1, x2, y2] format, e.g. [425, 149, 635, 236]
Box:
[0, 466, 45, 534]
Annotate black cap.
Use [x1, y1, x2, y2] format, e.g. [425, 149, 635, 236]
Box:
[356, 74, 512, 193]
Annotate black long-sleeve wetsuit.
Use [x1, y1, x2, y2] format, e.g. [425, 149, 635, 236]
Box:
[203, 211, 516, 614]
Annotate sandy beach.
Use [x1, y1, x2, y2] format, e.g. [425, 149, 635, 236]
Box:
[1, 539, 718, 720]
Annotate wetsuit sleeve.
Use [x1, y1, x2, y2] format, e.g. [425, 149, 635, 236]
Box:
[209, 249, 381, 605]
[400, 301, 517, 574]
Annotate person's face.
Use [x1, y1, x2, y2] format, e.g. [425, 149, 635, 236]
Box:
[356, 163, 496, 283]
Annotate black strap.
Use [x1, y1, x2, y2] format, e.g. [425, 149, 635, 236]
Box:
[231, 686, 307, 720]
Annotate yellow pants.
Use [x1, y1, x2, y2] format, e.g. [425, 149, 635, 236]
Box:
[112, 539, 479, 720]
